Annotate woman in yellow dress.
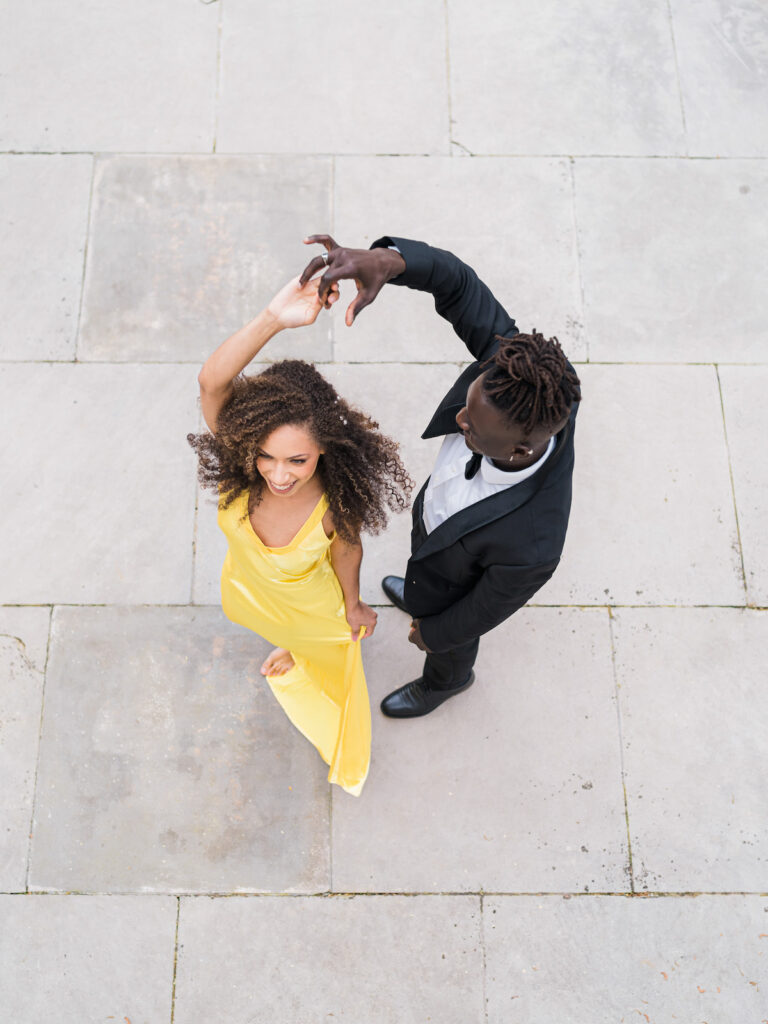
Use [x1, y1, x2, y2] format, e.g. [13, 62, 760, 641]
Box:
[188, 273, 412, 795]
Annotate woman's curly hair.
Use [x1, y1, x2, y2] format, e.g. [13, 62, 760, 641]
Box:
[187, 360, 413, 543]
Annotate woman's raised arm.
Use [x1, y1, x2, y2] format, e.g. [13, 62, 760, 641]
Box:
[198, 275, 338, 433]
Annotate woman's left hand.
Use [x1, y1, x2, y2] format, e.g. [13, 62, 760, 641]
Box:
[267, 274, 340, 330]
[346, 601, 378, 641]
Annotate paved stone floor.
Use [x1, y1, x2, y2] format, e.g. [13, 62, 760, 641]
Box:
[1, 1, 767, 1022]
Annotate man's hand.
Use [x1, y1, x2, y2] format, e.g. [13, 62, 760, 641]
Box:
[408, 619, 433, 653]
[300, 234, 406, 326]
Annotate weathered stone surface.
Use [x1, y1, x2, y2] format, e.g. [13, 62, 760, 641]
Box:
[0, 894, 176, 1023]
[0, 156, 92, 361]
[333, 156, 586, 361]
[0, 363, 198, 604]
[30, 607, 330, 893]
[218, 0, 449, 154]
[484, 894, 768, 1024]
[79, 155, 333, 362]
[0, 608, 49, 891]
[614, 607, 768, 891]
[174, 894, 484, 1023]
[719, 366, 768, 606]
[673, 0, 768, 156]
[538, 364, 744, 607]
[448, 0, 685, 155]
[332, 607, 628, 893]
[0, 0, 218, 152]
[575, 159, 768, 362]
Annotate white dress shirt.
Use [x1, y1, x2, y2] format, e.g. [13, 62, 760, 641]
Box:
[422, 432, 556, 535]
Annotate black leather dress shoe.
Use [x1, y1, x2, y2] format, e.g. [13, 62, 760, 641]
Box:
[380, 672, 475, 718]
[381, 574, 409, 614]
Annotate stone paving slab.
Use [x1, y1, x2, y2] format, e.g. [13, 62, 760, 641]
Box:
[193, 362, 458, 606]
[30, 606, 330, 894]
[673, 0, 768, 156]
[0, 894, 176, 1023]
[447, 0, 685, 155]
[79, 155, 333, 363]
[217, 0, 449, 155]
[575, 158, 768, 362]
[0, 363, 198, 605]
[538, 363, 744, 607]
[333, 156, 586, 361]
[0, 608, 49, 891]
[719, 365, 768, 606]
[0, 0, 218, 153]
[484, 894, 768, 1024]
[174, 894, 484, 1023]
[332, 607, 628, 893]
[0, 155, 92, 361]
[613, 608, 768, 891]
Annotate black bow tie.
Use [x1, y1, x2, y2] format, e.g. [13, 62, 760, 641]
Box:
[464, 452, 482, 479]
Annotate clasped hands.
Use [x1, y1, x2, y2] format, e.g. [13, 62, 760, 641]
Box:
[296, 235, 430, 653]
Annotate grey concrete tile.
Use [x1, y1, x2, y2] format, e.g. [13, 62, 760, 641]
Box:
[175, 894, 484, 1023]
[333, 157, 586, 362]
[332, 607, 628, 893]
[192, 362, 459, 607]
[673, 0, 768, 156]
[0, 156, 92, 361]
[0, 894, 176, 1022]
[0, 609, 49, 891]
[448, 0, 685, 155]
[79, 155, 333, 363]
[0, 0, 218, 152]
[485, 894, 768, 1024]
[30, 607, 330, 894]
[614, 608, 768, 891]
[0, 364, 197, 605]
[719, 366, 768, 606]
[575, 159, 768, 362]
[538, 364, 744, 607]
[218, 1, 449, 155]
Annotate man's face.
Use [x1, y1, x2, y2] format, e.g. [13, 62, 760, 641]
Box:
[455, 371, 566, 461]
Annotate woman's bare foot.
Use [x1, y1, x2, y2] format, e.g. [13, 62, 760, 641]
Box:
[261, 647, 295, 677]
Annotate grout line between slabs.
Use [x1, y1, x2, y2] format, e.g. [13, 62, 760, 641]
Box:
[169, 895, 181, 1024]
[569, 158, 589, 361]
[73, 155, 96, 362]
[6, 888, 767, 898]
[3, 150, 768, 160]
[24, 605, 55, 892]
[479, 893, 489, 1022]
[715, 365, 749, 604]
[607, 607, 635, 893]
[3, 358, 768, 368]
[666, 0, 690, 156]
[443, 0, 455, 156]
[212, 0, 224, 153]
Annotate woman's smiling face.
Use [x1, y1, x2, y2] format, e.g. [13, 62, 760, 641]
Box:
[255, 422, 323, 497]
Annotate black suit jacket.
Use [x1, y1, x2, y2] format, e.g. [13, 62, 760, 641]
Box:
[371, 236, 579, 654]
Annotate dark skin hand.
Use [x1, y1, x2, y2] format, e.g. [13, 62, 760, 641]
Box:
[300, 234, 405, 326]
[408, 619, 433, 653]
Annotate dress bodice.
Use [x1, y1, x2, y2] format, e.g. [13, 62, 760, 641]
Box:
[218, 490, 334, 585]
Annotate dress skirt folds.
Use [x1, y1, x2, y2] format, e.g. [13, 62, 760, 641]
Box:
[218, 491, 370, 795]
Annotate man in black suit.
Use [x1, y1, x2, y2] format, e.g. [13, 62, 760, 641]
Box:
[300, 234, 581, 718]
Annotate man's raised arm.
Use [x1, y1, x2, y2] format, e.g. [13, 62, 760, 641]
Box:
[299, 234, 517, 363]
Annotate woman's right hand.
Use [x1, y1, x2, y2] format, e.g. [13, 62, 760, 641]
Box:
[266, 274, 339, 330]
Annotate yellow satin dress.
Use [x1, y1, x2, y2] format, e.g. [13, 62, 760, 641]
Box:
[218, 490, 370, 796]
